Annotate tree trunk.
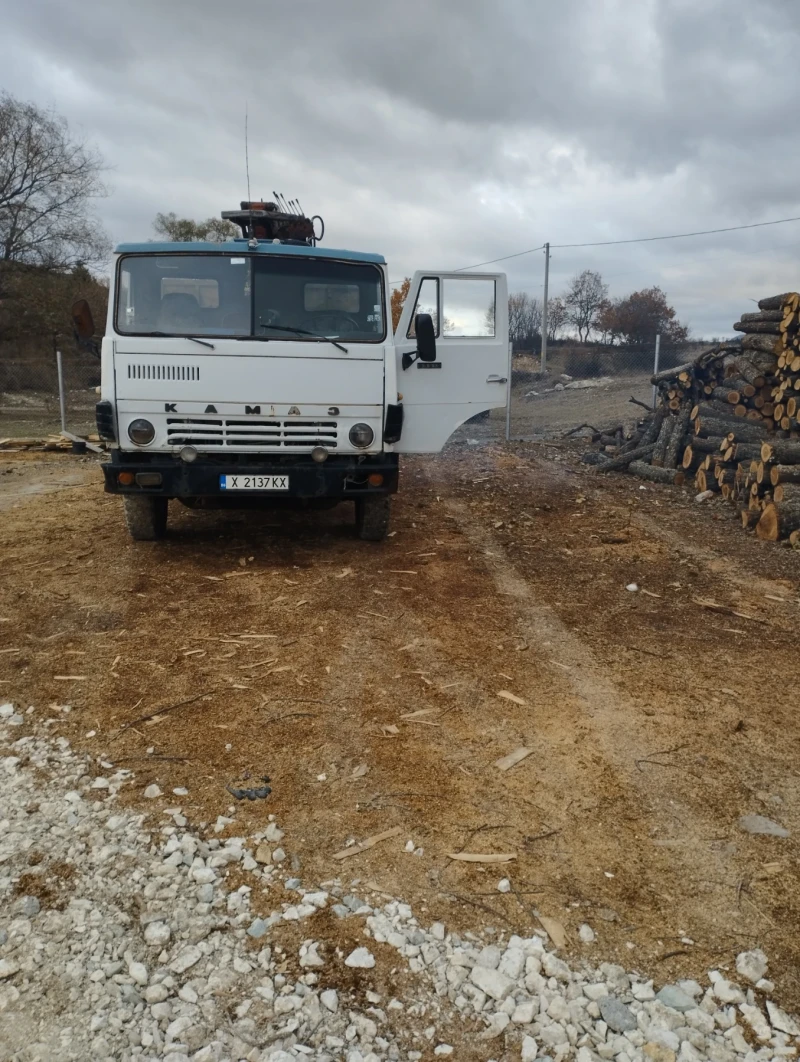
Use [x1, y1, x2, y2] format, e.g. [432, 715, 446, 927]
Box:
[592, 442, 656, 473]
[628, 460, 684, 485]
[773, 483, 800, 505]
[769, 464, 800, 487]
[756, 499, 800, 541]
[739, 334, 780, 355]
[640, 404, 666, 447]
[664, 405, 691, 469]
[758, 292, 798, 312]
[739, 310, 784, 323]
[651, 362, 694, 385]
[651, 416, 674, 467]
[694, 415, 767, 442]
[760, 440, 800, 463]
[734, 320, 781, 335]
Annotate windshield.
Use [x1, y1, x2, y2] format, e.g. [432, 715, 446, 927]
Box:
[115, 253, 386, 343]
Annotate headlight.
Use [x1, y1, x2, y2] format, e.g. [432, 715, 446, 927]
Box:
[349, 423, 374, 449]
[128, 418, 155, 445]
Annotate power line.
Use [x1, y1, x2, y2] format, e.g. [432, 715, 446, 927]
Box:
[388, 213, 800, 288]
[551, 215, 800, 249]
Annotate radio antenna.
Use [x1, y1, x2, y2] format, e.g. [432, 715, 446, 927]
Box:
[245, 103, 252, 206]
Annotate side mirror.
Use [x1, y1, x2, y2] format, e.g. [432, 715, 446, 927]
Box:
[72, 299, 95, 340]
[415, 313, 437, 362]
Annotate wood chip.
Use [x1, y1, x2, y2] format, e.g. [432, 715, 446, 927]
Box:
[495, 747, 533, 772]
[331, 826, 402, 860]
[400, 709, 438, 720]
[53, 675, 86, 681]
[351, 763, 369, 779]
[537, 915, 567, 949]
[640, 589, 662, 599]
[389, 570, 418, 575]
[447, 852, 517, 864]
[497, 690, 526, 706]
[381, 724, 400, 736]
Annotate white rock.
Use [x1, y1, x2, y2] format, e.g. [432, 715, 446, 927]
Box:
[320, 989, 339, 1012]
[713, 979, 745, 1005]
[578, 923, 596, 943]
[170, 945, 203, 974]
[521, 1034, 539, 1061]
[739, 1002, 772, 1041]
[497, 878, 511, 893]
[144, 983, 169, 1004]
[766, 1000, 800, 1037]
[735, 949, 768, 985]
[265, 822, 284, 842]
[128, 961, 148, 986]
[143, 784, 162, 799]
[513, 1000, 537, 1024]
[344, 947, 375, 969]
[299, 943, 325, 968]
[0, 703, 14, 719]
[144, 922, 171, 947]
[0, 960, 20, 979]
[272, 847, 286, 863]
[626, 583, 639, 593]
[434, 1047, 453, 1056]
[469, 965, 513, 1001]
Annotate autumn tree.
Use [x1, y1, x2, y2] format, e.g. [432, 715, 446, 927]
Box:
[602, 287, 688, 355]
[564, 270, 608, 342]
[0, 93, 109, 268]
[390, 276, 410, 332]
[153, 212, 239, 243]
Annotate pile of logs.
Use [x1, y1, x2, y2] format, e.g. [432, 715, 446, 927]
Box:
[589, 292, 800, 545]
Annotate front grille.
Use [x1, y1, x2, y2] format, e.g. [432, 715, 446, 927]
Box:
[127, 363, 200, 381]
[166, 417, 338, 449]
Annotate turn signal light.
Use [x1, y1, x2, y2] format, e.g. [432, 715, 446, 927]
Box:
[118, 471, 135, 485]
[368, 473, 384, 487]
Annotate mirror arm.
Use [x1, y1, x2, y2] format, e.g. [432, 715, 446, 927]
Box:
[402, 350, 420, 371]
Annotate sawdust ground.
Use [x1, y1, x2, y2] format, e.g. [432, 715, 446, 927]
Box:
[1, 444, 799, 1024]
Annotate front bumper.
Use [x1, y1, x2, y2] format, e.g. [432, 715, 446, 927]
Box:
[102, 451, 399, 498]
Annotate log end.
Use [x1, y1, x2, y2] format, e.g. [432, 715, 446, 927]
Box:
[756, 505, 780, 541]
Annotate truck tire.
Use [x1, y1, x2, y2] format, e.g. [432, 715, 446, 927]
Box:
[355, 495, 390, 541]
[122, 495, 168, 541]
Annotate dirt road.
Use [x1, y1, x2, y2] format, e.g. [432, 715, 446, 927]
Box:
[2, 445, 799, 1013]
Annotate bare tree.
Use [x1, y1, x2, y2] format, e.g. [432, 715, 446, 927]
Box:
[564, 269, 608, 343]
[0, 93, 109, 268]
[546, 296, 568, 341]
[153, 213, 239, 243]
[508, 292, 542, 350]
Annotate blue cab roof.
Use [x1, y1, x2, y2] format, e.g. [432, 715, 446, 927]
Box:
[114, 240, 385, 264]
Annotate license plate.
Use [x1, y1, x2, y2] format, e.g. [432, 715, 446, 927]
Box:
[220, 475, 290, 491]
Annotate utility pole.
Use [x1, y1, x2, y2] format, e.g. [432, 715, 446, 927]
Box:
[652, 333, 661, 409]
[540, 242, 550, 374]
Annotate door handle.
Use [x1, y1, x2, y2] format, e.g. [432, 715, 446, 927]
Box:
[486, 375, 507, 383]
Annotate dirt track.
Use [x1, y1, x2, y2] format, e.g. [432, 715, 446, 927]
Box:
[2, 444, 799, 1013]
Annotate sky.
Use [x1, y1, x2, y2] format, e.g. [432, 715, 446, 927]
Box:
[2, 0, 799, 339]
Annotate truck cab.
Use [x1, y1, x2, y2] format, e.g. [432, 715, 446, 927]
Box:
[77, 209, 508, 541]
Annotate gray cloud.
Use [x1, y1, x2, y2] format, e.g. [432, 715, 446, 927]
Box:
[3, 0, 799, 337]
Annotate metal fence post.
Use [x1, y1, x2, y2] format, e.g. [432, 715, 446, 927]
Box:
[540, 242, 550, 374]
[505, 340, 513, 442]
[651, 334, 661, 409]
[56, 349, 67, 433]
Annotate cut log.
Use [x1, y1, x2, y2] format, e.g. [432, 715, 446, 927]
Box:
[760, 440, 800, 464]
[651, 362, 694, 385]
[739, 310, 784, 323]
[664, 405, 691, 469]
[691, 400, 742, 420]
[640, 404, 666, 447]
[733, 320, 781, 335]
[651, 416, 674, 468]
[758, 292, 798, 311]
[773, 483, 800, 505]
[592, 442, 656, 473]
[790, 529, 800, 548]
[739, 335, 780, 356]
[709, 386, 741, 405]
[628, 461, 685, 486]
[741, 509, 760, 530]
[694, 415, 767, 443]
[731, 443, 763, 463]
[696, 468, 720, 493]
[756, 499, 800, 541]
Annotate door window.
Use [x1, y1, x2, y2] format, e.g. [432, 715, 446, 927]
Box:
[442, 277, 496, 337]
[407, 277, 439, 338]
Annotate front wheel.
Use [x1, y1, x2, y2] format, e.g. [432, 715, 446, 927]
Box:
[123, 495, 168, 541]
[355, 495, 390, 542]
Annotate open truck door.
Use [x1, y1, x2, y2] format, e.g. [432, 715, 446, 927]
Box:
[393, 272, 508, 452]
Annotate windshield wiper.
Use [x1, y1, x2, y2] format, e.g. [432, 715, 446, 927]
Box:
[258, 323, 349, 354]
[143, 331, 215, 350]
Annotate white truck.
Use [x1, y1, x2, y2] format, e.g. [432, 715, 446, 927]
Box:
[73, 201, 508, 541]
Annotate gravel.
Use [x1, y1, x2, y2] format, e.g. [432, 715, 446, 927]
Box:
[1, 713, 798, 1061]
